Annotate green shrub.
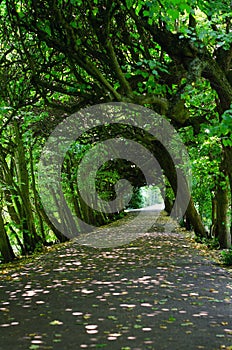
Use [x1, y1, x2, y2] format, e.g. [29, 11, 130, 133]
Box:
[195, 236, 220, 250]
[221, 248, 232, 266]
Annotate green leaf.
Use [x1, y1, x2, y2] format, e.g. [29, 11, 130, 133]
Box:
[143, 10, 150, 17]
[44, 25, 51, 36]
[181, 322, 194, 326]
[134, 324, 142, 329]
[125, 0, 133, 9]
[179, 4, 192, 13]
[152, 69, 159, 76]
[167, 8, 179, 20]
[0, 106, 13, 111]
[70, 21, 77, 28]
[168, 316, 176, 322]
[95, 344, 107, 348]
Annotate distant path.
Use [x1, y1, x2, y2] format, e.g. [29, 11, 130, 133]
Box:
[125, 203, 165, 211]
[76, 204, 168, 248]
[0, 211, 231, 350]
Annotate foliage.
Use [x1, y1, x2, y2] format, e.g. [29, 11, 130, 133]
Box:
[195, 236, 220, 250]
[127, 187, 144, 209]
[210, 104, 232, 147]
[221, 248, 232, 266]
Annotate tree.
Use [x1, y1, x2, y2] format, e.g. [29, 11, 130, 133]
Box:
[0, 0, 231, 259]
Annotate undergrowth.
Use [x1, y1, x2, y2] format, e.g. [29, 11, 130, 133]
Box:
[195, 236, 220, 250]
[221, 248, 232, 266]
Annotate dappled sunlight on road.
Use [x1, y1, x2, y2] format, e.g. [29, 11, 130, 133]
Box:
[0, 213, 232, 349]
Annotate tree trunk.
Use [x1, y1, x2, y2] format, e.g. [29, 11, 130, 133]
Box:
[224, 146, 232, 238]
[37, 198, 68, 243]
[215, 183, 231, 248]
[230, 176, 232, 238]
[151, 140, 207, 237]
[185, 197, 208, 238]
[210, 194, 217, 237]
[164, 195, 173, 215]
[14, 122, 42, 252]
[0, 209, 15, 263]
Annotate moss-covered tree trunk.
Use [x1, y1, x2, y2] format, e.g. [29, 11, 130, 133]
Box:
[215, 182, 231, 248]
[14, 122, 42, 253]
[36, 196, 68, 243]
[152, 141, 207, 237]
[0, 208, 15, 263]
[185, 197, 208, 238]
[210, 193, 217, 237]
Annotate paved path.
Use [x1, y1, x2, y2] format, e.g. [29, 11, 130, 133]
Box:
[0, 211, 232, 350]
[75, 206, 170, 248]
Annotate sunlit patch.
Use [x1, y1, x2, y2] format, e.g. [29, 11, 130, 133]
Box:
[142, 327, 152, 331]
[85, 329, 98, 334]
[0, 308, 9, 312]
[160, 325, 167, 329]
[144, 340, 154, 344]
[49, 320, 63, 325]
[120, 304, 136, 308]
[85, 325, 98, 330]
[141, 303, 152, 307]
[193, 312, 208, 317]
[31, 340, 43, 344]
[22, 290, 37, 297]
[72, 312, 83, 316]
[107, 333, 122, 340]
[224, 329, 232, 334]
[81, 288, 94, 294]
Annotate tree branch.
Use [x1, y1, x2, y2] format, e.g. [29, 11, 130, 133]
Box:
[105, 38, 133, 96]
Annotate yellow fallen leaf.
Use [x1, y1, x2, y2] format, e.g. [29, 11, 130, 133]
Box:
[49, 320, 63, 326]
[160, 325, 167, 329]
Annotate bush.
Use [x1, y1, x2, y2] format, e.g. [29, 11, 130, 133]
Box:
[127, 187, 144, 209]
[195, 236, 220, 250]
[221, 248, 232, 266]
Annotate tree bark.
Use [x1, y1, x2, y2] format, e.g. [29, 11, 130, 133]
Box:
[0, 208, 15, 263]
[14, 122, 44, 252]
[151, 140, 207, 237]
[185, 197, 208, 238]
[215, 182, 231, 248]
[210, 193, 217, 237]
[36, 197, 68, 243]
